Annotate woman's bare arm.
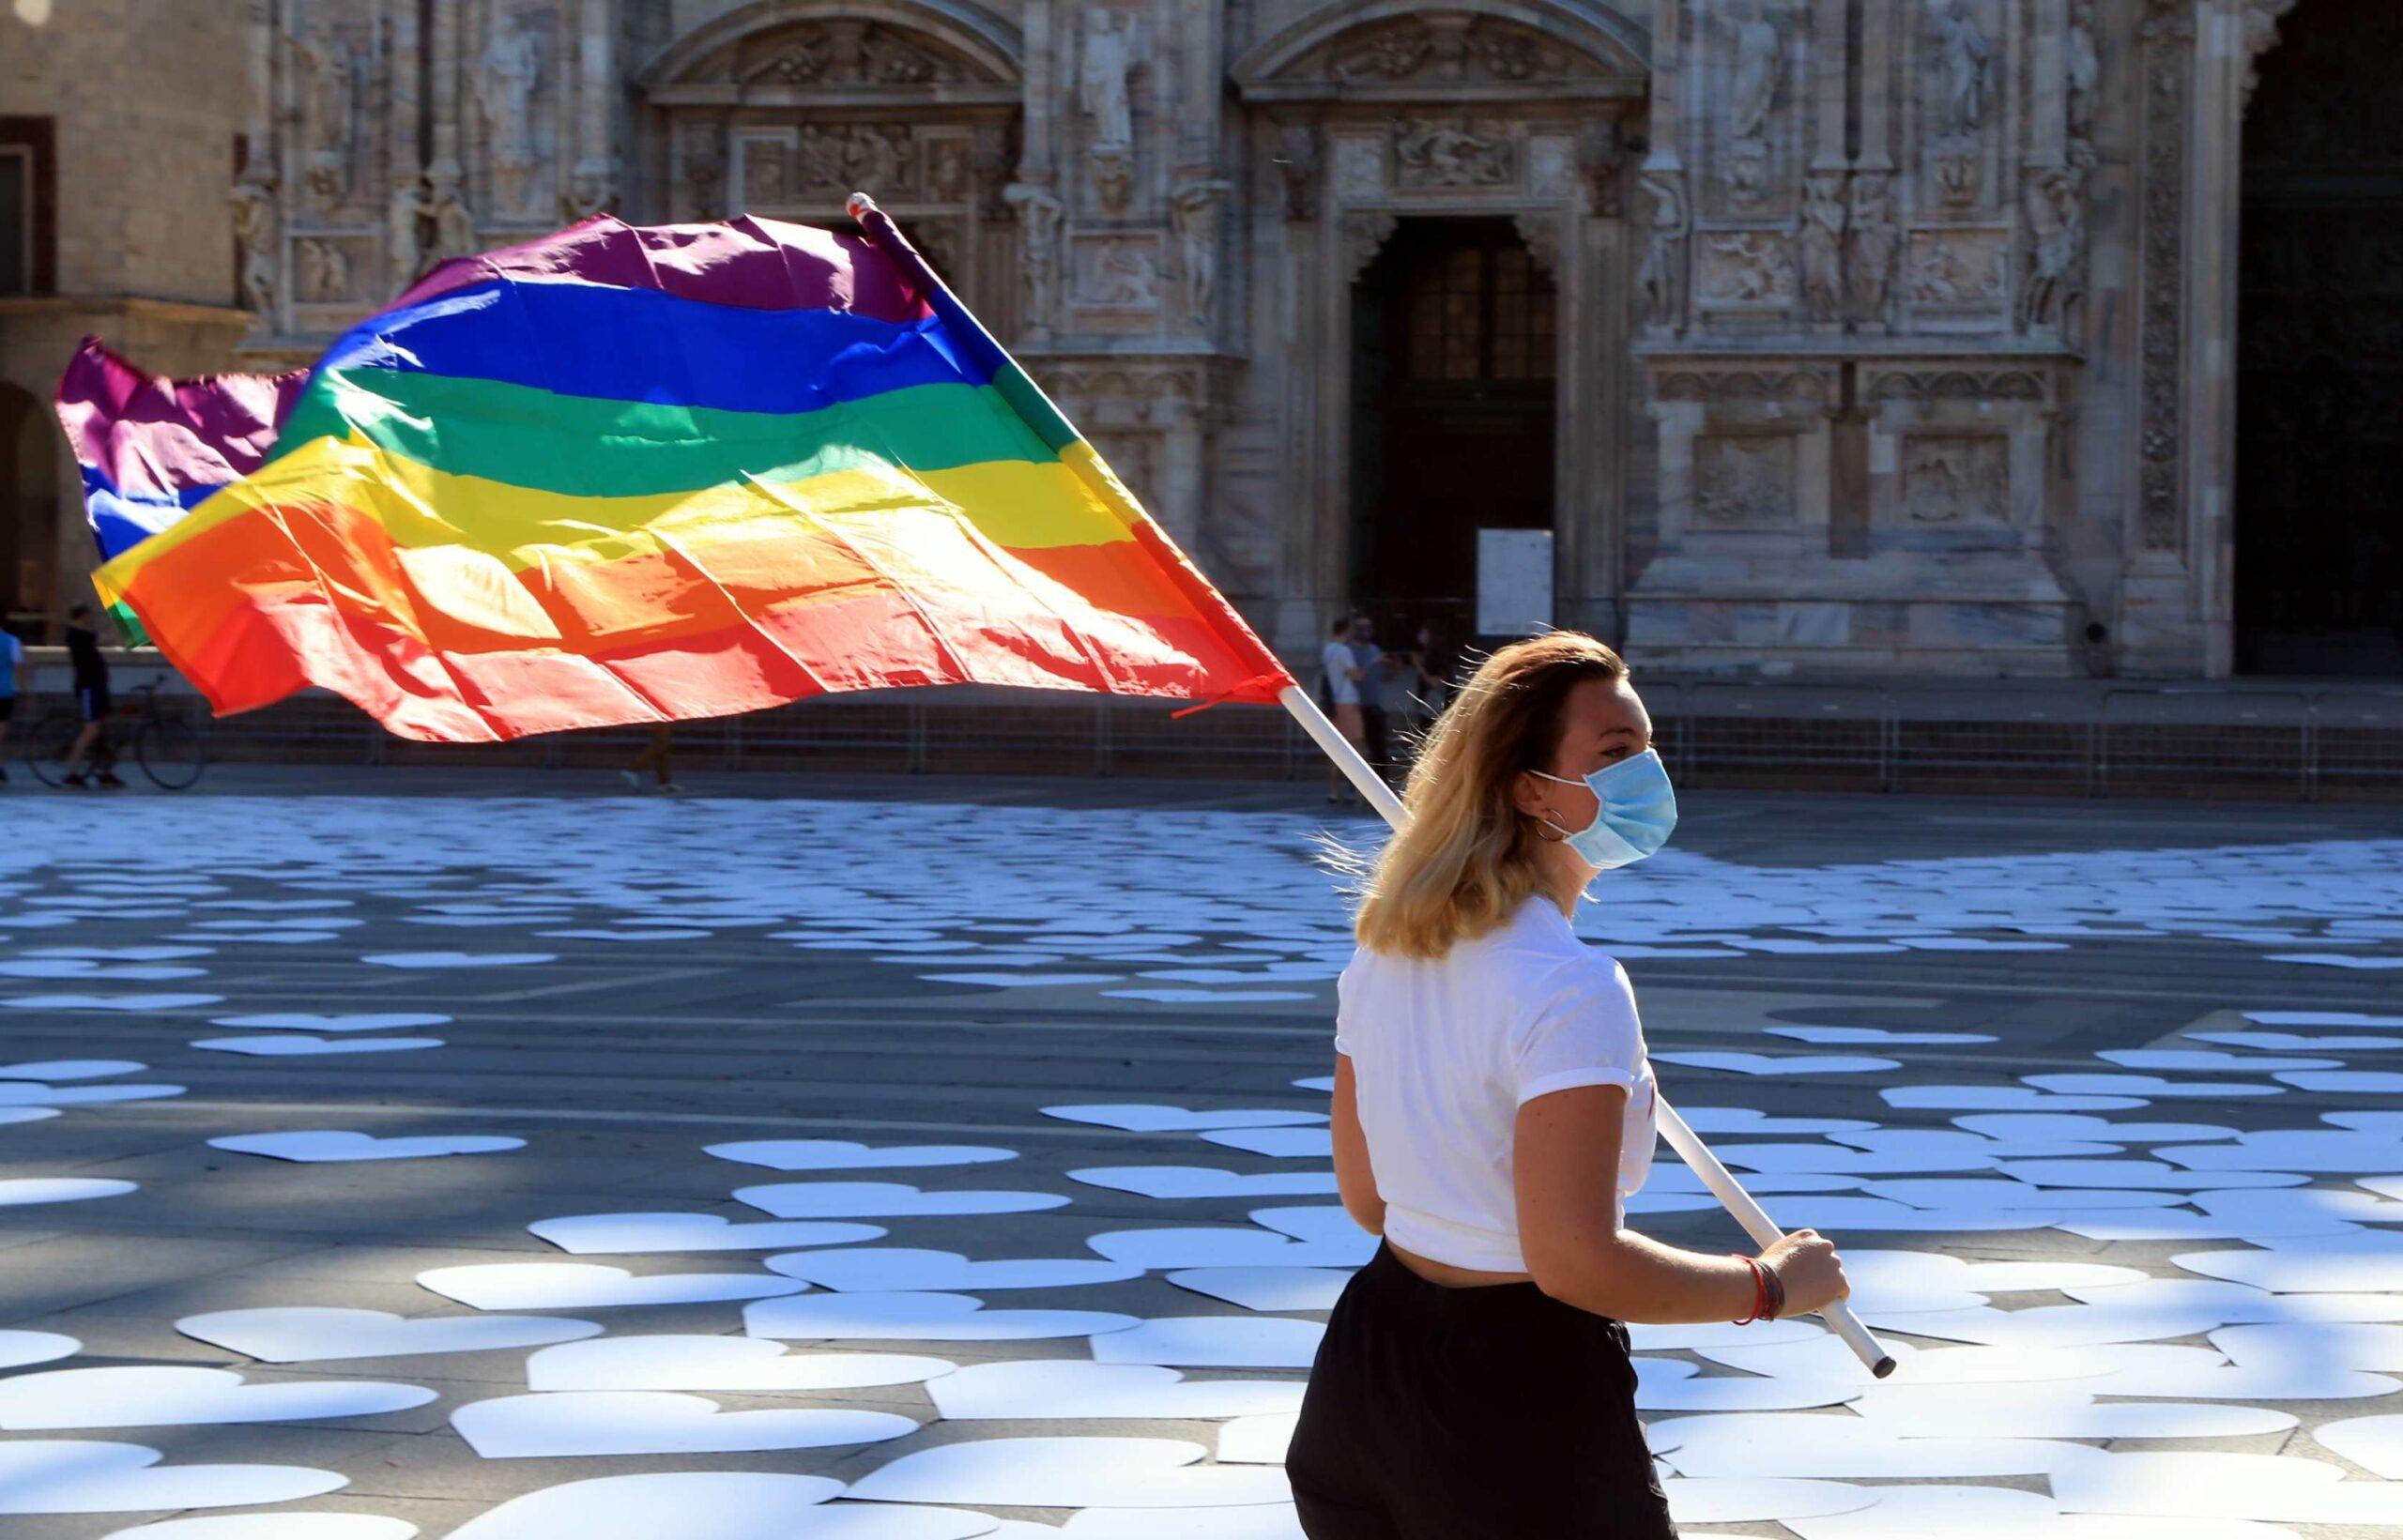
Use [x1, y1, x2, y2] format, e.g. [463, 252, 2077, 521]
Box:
[1330, 1055, 1385, 1237]
[1513, 1085, 1762, 1323]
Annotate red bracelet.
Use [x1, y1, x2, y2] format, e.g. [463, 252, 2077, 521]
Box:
[1730, 1254, 1768, 1325]
[1762, 1262, 1786, 1321]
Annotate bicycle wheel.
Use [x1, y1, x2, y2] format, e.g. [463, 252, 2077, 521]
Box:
[22, 713, 84, 787]
[136, 713, 207, 790]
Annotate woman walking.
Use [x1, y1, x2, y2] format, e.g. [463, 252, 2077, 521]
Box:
[1288, 631, 1849, 1539]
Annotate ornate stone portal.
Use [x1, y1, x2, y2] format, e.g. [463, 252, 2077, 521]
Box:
[207, 0, 2331, 679]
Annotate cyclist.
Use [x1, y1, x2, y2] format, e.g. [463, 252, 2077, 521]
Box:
[60, 603, 124, 790]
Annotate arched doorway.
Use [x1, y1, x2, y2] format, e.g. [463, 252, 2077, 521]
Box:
[0, 383, 58, 640]
[2236, 0, 2403, 676]
[1349, 218, 1557, 647]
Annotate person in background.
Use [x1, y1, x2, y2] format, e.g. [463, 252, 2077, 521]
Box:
[60, 603, 123, 790]
[0, 625, 21, 784]
[1321, 615, 1368, 804]
[1373, 621, 1423, 783]
[1387, 621, 1452, 776]
[1348, 614, 1390, 781]
[623, 723, 683, 795]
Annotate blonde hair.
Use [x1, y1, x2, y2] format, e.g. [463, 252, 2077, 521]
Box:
[1353, 632, 1631, 959]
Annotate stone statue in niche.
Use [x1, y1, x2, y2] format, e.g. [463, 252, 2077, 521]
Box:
[1844, 173, 1899, 326]
[1004, 181, 1064, 337]
[1171, 179, 1227, 327]
[289, 28, 360, 207]
[423, 170, 480, 267]
[296, 237, 350, 302]
[1638, 172, 1690, 331]
[1728, 0, 1783, 142]
[1394, 120, 1512, 189]
[479, 18, 544, 219]
[1798, 174, 1847, 323]
[230, 172, 280, 315]
[387, 176, 427, 282]
[1276, 123, 1320, 221]
[1079, 8, 1138, 150]
[2067, 0, 2101, 145]
[2019, 163, 2088, 335]
[1932, 0, 1991, 136]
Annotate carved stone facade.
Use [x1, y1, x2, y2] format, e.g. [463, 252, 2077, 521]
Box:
[7, 1, 2362, 675]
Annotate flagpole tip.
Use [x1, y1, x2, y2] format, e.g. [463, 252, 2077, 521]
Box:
[846, 191, 878, 221]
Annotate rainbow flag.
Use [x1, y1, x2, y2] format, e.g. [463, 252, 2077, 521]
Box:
[84, 212, 1291, 742]
[54, 340, 308, 641]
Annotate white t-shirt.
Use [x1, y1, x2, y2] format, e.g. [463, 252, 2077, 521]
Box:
[1321, 640, 1361, 707]
[1335, 893, 1658, 1273]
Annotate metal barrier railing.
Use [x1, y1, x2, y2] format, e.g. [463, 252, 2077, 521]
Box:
[2096, 686, 2314, 799]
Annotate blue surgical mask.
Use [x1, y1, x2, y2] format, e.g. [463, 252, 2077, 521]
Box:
[1532, 749, 1678, 872]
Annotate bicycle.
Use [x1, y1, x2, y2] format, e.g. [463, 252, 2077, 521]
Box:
[23, 678, 208, 790]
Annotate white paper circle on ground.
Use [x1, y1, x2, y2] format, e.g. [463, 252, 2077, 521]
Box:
[1198, 1128, 1333, 1158]
[1863, 1301, 2235, 1349]
[1653, 1052, 1903, 1076]
[0, 1441, 345, 1514]
[99, 1517, 419, 1540]
[1844, 1382, 2292, 1440]
[1996, 1159, 2305, 1191]
[1288, 1076, 1336, 1094]
[1858, 1180, 2165, 1213]
[745, 1290, 1138, 1342]
[178, 1308, 602, 1364]
[210, 1014, 451, 1033]
[1952, 1114, 2240, 1144]
[0, 1106, 60, 1124]
[764, 1248, 1143, 1292]
[2062, 1274, 2403, 1324]
[2049, 1449, 2403, 1525]
[1628, 1319, 1824, 1351]
[1716, 1144, 2004, 1177]
[922, 971, 1120, 987]
[930, 1362, 1305, 1422]
[0, 1330, 80, 1372]
[2176, 1233, 2403, 1292]
[734, 1182, 1070, 1219]
[1019, 1505, 1301, 1539]
[0, 1060, 145, 1080]
[1647, 1413, 2086, 1479]
[2212, 1322, 2403, 1371]
[1087, 1227, 1371, 1271]
[445, 1472, 876, 1540]
[208, 1132, 523, 1163]
[3, 993, 222, 1011]
[0, 1179, 135, 1207]
[29, 945, 212, 960]
[1090, 1317, 1324, 1369]
[2244, 1010, 2403, 1027]
[452, 1392, 915, 1459]
[704, 1141, 1016, 1171]
[2024, 1074, 2283, 1098]
[2315, 1413, 2403, 1479]
[845, 1437, 1293, 1510]
[1720, 1196, 2064, 1232]
[1043, 1105, 1327, 1133]
[2276, 1070, 2403, 1093]
[192, 1036, 445, 1057]
[1663, 1477, 1877, 1526]
[528, 1336, 952, 1393]
[1167, 1267, 1351, 1313]
[1676, 1108, 1880, 1136]
[415, 1263, 804, 1310]
[0, 1367, 434, 1430]
[1783, 1484, 2292, 1538]
[1884, 1087, 2147, 1112]
[2100, 1049, 2341, 1073]
[1068, 1166, 1339, 1200]
[529, 1212, 886, 1255]
[1766, 1027, 1996, 1045]
[1632, 1359, 1862, 1411]
[360, 952, 553, 968]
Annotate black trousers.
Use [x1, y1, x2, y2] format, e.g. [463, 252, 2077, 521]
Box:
[1288, 1243, 1679, 1539]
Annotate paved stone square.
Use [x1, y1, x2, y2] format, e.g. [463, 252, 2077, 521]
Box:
[0, 768, 2398, 1537]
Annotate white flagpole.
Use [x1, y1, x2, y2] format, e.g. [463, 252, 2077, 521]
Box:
[1279, 683, 1895, 1378]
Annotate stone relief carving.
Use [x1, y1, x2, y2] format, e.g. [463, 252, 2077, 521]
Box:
[677, 126, 726, 221]
[1575, 121, 1626, 218]
[423, 170, 479, 268]
[742, 139, 789, 206]
[1090, 148, 1135, 214]
[927, 138, 972, 203]
[795, 125, 915, 196]
[1512, 214, 1561, 278]
[1866, 368, 2047, 404]
[1004, 181, 1064, 336]
[1698, 231, 1794, 305]
[2019, 162, 2087, 335]
[1334, 19, 1434, 81]
[230, 172, 279, 315]
[1906, 230, 2006, 305]
[1171, 179, 1228, 326]
[1696, 435, 1797, 526]
[478, 16, 544, 219]
[1276, 123, 1320, 221]
[2138, 2, 2192, 551]
[1072, 236, 1163, 308]
[735, 21, 966, 86]
[561, 164, 618, 222]
[2242, 0, 2301, 107]
[1332, 137, 1384, 200]
[1394, 119, 1514, 189]
[1798, 174, 1846, 323]
[296, 236, 352, 302]
[1902, 435, 2009, 525]
[1723, 0, 1783, 209]
[1844, 174, 1899, 327]
[289, 27, 360, 208]
[1638, 173, 1691, 333]
[1318, 15, 1604, 85]
[387, 176, 427, 282]
[1656, 369, 1834, 405]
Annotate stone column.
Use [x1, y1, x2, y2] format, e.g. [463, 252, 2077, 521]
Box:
[1859, 0, 1898, 171]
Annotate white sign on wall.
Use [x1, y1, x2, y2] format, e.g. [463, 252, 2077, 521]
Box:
[1476, 527, 1554, 637]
